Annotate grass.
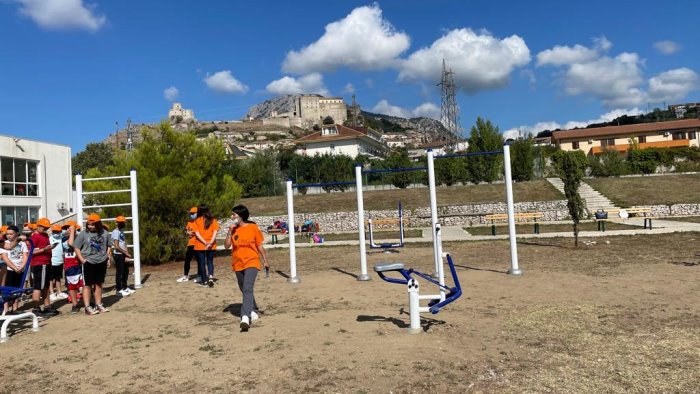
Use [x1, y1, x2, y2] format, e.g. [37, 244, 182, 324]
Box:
[662, 216, 700, 224]
[466, 221, 642, 236]
[242, 179, 563, 215]
[586, 173, 700, 206]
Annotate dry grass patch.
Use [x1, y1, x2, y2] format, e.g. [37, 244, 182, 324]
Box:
[586, 174, 700, 206]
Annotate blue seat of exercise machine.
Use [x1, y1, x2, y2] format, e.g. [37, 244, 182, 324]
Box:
[373, 263, 405, 272]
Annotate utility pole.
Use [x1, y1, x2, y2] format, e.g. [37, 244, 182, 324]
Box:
[114, 121, 119, 149]
[437, 59, 461, 145]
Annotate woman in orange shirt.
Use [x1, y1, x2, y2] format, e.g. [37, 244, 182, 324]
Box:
[193, 205, 219, 287]
[224, 205, 269, 332]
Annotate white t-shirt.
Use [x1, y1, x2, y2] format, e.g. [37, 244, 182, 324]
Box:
[111, 228, 127, 255]
[50, 235, 64, 266]
[3, 240, 28, 270]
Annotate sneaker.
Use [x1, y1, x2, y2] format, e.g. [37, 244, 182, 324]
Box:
[199, 281, 209, 287]
[70, 305, 80, 315]
[119, 289, 130, 297]
[85, 306, 98, 316]
[58, 292, 69, 300]
[192, 277, 201, 284]
[124, 288, 135, 295]
[240, 315, 250, 332]
[208, 277, 214, 288]
[176, 275, 189, 283]
[96, 304, 110, 313]
[251, 311, 259, 321]
[49, 293, 58, 302]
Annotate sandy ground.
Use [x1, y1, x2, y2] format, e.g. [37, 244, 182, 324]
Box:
[1, 232, 699, 393]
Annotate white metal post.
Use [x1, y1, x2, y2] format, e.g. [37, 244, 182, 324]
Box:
[75, 174, 84, 226]
[286, 180, 300, 283]
[355, 164, 370, 281]
[407, 279, 421, 334]
[436, 223, 446, 301]
[427, 150, 440, 277]
[130, 169, 142, 288]
[503, 144, 522, 275]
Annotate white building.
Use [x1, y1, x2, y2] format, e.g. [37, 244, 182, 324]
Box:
[168, 102, 195, 122]
[294, 124, 387, 158]
[0, 135, 72, 225]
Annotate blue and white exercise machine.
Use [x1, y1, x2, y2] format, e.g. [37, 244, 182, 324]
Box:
[366, 201, 405, 249]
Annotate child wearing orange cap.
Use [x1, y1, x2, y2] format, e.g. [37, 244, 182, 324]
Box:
[1, 225, 29, 314]
[193, 205, 219, 287]
[62, 222, 83, 314]
[30, 218, 59, 317]
[69, 214, 112, 315]
[111, 216, 133, 297]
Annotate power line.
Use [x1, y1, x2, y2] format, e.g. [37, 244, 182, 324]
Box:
[437, 59, 462, 144]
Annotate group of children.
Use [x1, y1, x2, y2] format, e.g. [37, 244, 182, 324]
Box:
[0, 213, 134, 317]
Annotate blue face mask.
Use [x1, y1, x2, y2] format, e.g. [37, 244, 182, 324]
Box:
[190, 214, 197, 220]
[52, 233, 61, 239]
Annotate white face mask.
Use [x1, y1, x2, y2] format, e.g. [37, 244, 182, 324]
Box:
[52, 233, 61, 238]
[190, 214, 197, 220]
[231, 218, 240, 226]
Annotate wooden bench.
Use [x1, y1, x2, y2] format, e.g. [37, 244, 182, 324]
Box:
[594, 207, 655, 231]
[364, 218, 409, 226]
[266, 228, 284, 244]
[484, 212, 544, 236]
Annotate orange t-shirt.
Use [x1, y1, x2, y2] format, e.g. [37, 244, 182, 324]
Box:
[230, 223, 263, 272]
[193, 217, 219, 251]
[186, 220, 197, 247]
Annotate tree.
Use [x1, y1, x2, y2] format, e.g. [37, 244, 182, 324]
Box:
[318, 154, 354, 192]
[509, 138, 535, 182]
[385, 148, 414, 188]
[85, 123, 242, 264]
[224, 149, 282, 197]
[552, 150, 587, 247]
[72, 143, 115, 176]
[467, 117, 504, 183]
[322, 116, 335, 125]
[435, 156, 468, 186]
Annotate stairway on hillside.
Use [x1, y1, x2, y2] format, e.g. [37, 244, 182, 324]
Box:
[546, 178, 618, 211]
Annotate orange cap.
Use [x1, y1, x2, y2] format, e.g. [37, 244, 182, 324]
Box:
[115, 215, 127, 223]
[86, 214, 102, 223]
[36, 218, 51, 228]
[189, 207, 198, 214]
[61, 220, 81, 230]
[0, 225, 7, 232]
[51, 224, 62, 232]
[28, 223, 37, 230]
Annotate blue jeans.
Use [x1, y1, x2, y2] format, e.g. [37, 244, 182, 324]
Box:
[195, 250, 215, 280]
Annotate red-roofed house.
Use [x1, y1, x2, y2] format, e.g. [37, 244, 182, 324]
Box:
[294, 124, 388, 158]
[552, 119, 700, 155]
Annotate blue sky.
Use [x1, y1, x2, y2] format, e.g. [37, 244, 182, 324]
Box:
[1, 0, 699, 154]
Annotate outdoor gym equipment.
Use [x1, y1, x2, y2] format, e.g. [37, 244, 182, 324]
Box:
[366, 202, 405, 250]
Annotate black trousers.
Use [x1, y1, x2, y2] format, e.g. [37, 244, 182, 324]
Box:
[113, 253, 129, 290]
[184, 245, 194, 276]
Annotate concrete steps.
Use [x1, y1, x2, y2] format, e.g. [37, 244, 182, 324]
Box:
[546, 177, 618, 211]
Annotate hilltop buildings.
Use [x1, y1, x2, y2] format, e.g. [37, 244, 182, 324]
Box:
[263, 95, 348, 129]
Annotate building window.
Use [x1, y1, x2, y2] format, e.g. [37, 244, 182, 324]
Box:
[638, 135, 647, 143]
[689, 131, 697, 140]
[0, 157, 39, 197]
[672, 132, 686, 140]
[600, 138, 616, 147]
[1, 206, 39, 226]
[572, 141, 580, 149]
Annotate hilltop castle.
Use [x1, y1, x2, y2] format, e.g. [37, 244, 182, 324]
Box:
[263, 94, 347, 129]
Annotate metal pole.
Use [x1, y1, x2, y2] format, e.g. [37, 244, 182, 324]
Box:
[407, 279, 421, 334]
[286, 180, 300, 283]
[356, 164, 370, 281]
[75, 174, 84, 226]
[427, 150, 440, 277]
[503, 144, 522, 275]
[130, 169, 143, 288]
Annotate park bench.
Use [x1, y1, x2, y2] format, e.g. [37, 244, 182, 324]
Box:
[484, 212, 543, 236]
[266, 228, 284, 244]
[594, 207, 655, 231]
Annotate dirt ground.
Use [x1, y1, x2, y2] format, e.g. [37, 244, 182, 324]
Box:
[1, 232, 699, 393]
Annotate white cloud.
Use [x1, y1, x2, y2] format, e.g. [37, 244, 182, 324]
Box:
[398, 28, 530, 93]
[536, 44, 598, 66]
[282, 4, 410, 73]
[266, 73, 329, 96]
[163, 86, 179, 101]
[653, 40, 681, 55]
[647, 68, 698, 103]
[204, 70, 249, 94]
[342, 83, 355, 94]
[504, 107, 645, 137]
[13, 0, 106, 32]
[563, 52, 645, 107]
[371, 100, 440, 119]
[593, 36, 612, 51]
